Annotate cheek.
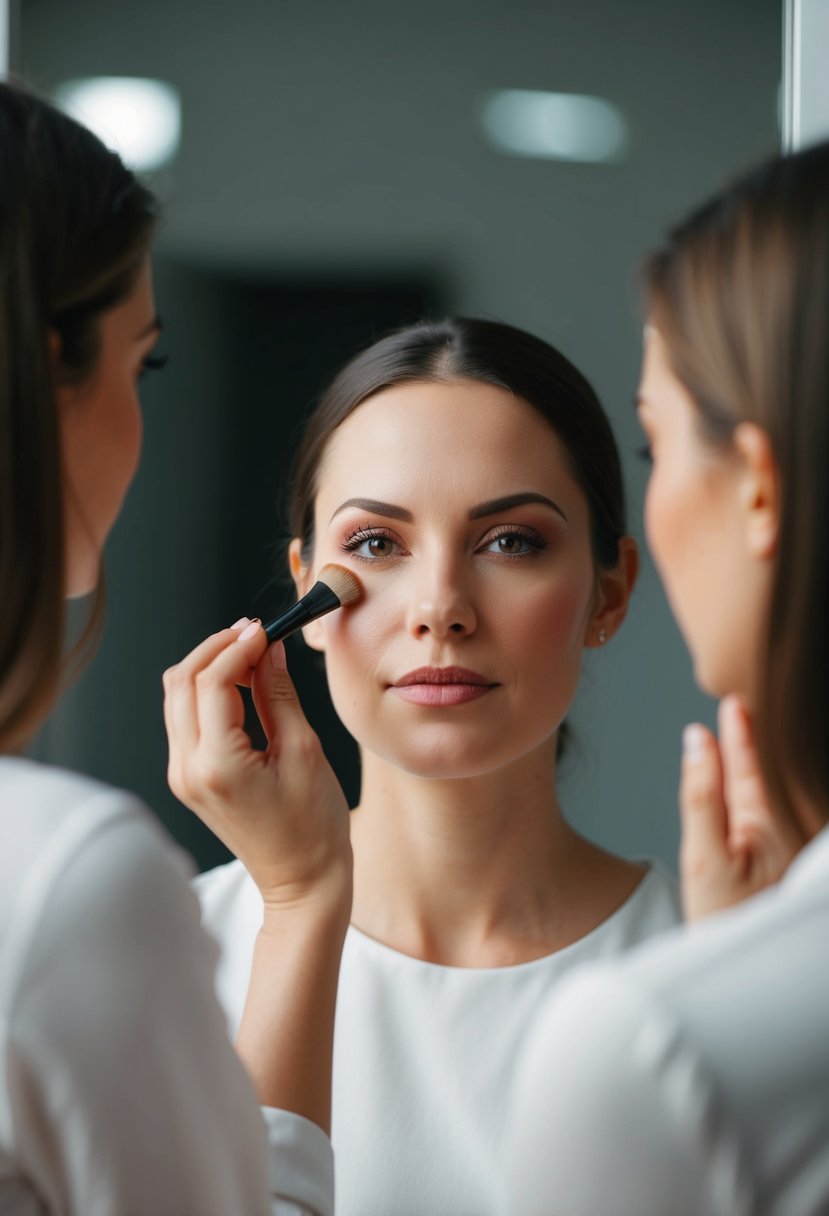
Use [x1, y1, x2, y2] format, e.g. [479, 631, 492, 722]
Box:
[498, 578, 591, 661]
[118, 390, 143, 478]
[104, 386, 143, 523]
[644, 467, 681, 581]
[316, 586, 393, 678]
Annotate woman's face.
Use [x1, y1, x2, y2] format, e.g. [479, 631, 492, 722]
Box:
[58, 257, 160, 597]
[636, 326, 773, 701]
[293, 378, 631, 780]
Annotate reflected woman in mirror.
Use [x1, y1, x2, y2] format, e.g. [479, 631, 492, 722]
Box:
[506, 141, 829, 1214]
[0, 80, 349, 1214]
[191, 317, 681, 1215]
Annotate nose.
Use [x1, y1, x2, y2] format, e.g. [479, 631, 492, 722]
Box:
[406, 555, 477, 640]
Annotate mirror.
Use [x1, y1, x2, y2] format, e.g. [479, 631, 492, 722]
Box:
[23, 0, 782, 871]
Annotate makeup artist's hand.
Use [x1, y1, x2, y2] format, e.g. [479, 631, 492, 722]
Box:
[678, 695, 803, 922]
[163, 618, 352, 914]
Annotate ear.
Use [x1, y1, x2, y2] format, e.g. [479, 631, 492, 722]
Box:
[584, 535, 639, 649]
[288, 537, 327, 652]
[732, 422, 779, 560]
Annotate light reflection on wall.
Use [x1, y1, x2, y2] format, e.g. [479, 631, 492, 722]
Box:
[481, 89, 629, 163]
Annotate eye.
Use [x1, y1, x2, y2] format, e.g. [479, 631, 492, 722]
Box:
[139, 352, 169, 380]
[479, 527, 546, 557]
[341, 527, 404, 561]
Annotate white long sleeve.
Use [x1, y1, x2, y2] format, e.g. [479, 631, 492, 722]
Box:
[506, 826, 829, 1216]
[0, 759, 334, 1216]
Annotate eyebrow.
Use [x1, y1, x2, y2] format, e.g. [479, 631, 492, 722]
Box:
[329, 491, 567, 525]
[330, 497, 413, 523]
[136, 314, 163, 341]
[468, 492, 567, 523]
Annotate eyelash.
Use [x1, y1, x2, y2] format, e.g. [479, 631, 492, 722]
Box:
[139, 353, 169, 379]
[340, 523, 547, 562]
[341, 526, 402, 561]
[477, 525, 547, 557]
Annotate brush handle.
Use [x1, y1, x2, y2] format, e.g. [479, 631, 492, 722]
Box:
[263, 581, 342, 644]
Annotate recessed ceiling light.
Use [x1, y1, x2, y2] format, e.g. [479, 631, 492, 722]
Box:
[55, 77, 181, 172]
[481, 89, 629, 163]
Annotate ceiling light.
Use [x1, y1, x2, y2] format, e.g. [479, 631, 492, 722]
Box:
[481, 89, 629, 163]
[55, 77, 181, 172]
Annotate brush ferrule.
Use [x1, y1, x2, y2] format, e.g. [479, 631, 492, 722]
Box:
[263, 581, 342, 644]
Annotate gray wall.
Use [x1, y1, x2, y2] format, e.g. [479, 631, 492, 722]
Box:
[24, 0, 782, 870]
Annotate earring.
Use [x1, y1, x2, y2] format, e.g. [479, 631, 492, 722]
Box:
[598, 629, 607, 644]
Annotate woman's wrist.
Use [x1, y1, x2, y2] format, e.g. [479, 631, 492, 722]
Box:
[259, 847, 353, 933]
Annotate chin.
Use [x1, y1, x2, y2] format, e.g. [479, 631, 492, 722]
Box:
[65, 556, 101, 600]
[691, 647, 751, 704]
[370, 726, 556, 782]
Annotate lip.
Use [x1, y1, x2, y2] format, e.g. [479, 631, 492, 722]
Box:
[391, 666, 498, 707]
[394, 666, 492, 687]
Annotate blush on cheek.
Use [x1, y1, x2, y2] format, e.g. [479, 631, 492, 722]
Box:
[509, 582, 594, 656]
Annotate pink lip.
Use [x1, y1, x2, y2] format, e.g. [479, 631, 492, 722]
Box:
[391, 666, 497, 707]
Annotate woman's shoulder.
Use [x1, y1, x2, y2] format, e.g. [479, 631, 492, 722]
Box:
[0, 754, 143, 817]
[0, 757, 202, 1028]
[0, 757, 163, 917]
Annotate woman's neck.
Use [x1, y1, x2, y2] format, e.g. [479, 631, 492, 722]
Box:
[349, 742, 644, 967]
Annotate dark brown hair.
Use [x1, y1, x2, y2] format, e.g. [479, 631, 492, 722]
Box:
[644, 140, 829, 832]
[290, 317, 627, 568]
[288, 317, 628, 763]
[0, 82, 158, 752]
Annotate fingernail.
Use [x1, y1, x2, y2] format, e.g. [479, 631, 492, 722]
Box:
[683, 725, 708, 762]
[269, 640, 287, 670]
[231, 616, 251, 631]
[237, 619, 261, 642]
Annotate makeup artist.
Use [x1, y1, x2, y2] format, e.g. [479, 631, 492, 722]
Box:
[506, 140, 829, 1215]
[188, 317, 682, 1216]
[0, 80, 347, 1214]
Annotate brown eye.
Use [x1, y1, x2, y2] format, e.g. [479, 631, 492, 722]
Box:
[497, 534, 524, 554]
[342, 528, 403, 560]
[480, 529, 544, 557]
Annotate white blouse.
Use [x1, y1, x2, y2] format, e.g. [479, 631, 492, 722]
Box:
[506, 826, 829, 1215]
[197, 854, 680, 1215]
[0, 758, 333, 1216]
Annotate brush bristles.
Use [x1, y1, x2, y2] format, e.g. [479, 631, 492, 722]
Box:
[317, 563, 363, 607]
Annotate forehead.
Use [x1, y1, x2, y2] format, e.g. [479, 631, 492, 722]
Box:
[316, 378, 579, 505]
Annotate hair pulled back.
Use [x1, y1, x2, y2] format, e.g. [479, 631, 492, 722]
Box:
[289, 317, 627, 571]
[288, 317, 628, 765]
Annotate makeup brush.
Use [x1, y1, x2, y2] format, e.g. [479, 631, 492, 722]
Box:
[263, 563, 363, 644]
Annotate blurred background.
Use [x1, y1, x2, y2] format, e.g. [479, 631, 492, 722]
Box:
[24, 0, 781, 872]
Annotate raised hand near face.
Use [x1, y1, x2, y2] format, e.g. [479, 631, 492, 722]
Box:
[163, 619, 353, 914]
[679, 695, 804, 922]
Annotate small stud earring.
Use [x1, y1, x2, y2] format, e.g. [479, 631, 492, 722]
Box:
[598, 629, 607, 644]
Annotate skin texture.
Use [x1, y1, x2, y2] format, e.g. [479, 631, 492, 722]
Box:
[636, 326, 804, 919]
[164, 623, 352, 1127]
[636, 326, 775, 703]
[56, 257, 160, 597]
[290, 379, 643, 966]
[294, 379, 628, 779]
